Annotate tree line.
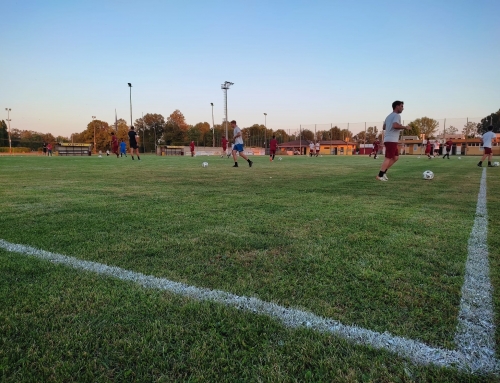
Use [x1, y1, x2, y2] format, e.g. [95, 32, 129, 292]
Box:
[1, 109, 498, 151]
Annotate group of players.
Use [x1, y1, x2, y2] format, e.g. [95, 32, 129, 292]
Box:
[108, 104, 496, 174]
[375, 101, 497, 181]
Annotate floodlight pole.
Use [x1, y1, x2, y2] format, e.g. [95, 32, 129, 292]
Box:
[221, 81, 234, 141]
[211, 103, 215, 148]
[128, 83, 133, 127]
[92, 116, 96, 153]
[5, 108, 12, 155]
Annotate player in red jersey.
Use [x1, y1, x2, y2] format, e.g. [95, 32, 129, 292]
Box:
[221, 135, 228, 158]
[111, 132, 119, 158]
[425, 140, 432, 159]
[443, 138, 453, 159]
[370, 139, 380, 159]
[190, 141, 195, 157]
[269, 135, 278, 161]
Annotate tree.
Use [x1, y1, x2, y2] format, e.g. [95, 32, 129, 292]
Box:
[409, 117, 439, 139]
[274, 129, 289, 143]
[463, 122, 480, 138]
[366, 126, 379, 143]
[405, 121, 421, 137]
[478, 109, 500, 134]
[446, 126, 458, 135]
[168, 110, 189, 131]
[300, 129, 314, 140]
[163, 121, 186, 145]
[0, 120, 8, 147]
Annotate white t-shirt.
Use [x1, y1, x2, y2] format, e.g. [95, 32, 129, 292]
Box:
[233, 126, 243, 145]
[315, 143, 320, 150]
[434, 142, 440, 149]
[309, 142, 315, 149]
[482, 131, 496, 148]
[383, 112, 402, 142]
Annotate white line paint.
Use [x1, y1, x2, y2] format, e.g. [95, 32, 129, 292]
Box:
[455, 168, 497, 373]
[0, 171, 497, 374]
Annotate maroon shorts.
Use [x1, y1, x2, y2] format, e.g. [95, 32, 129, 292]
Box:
[222, 146, 227, 151]
[484, 147, 492, 155]
[384, 142, 398, 159]
[270, 149, 276, 155]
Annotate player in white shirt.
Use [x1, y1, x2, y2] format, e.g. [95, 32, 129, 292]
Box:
[315, 141, 320, 157]
[231, 120, 253, 168]
[478, 125, 496, 167]
[376, 101, 411, 181]
[309, 142, 315, 157]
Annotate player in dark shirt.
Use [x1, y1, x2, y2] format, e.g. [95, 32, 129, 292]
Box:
[128, 126, 140, 160]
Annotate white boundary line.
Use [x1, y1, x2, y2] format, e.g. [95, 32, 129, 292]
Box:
[0, 170, 497, 374]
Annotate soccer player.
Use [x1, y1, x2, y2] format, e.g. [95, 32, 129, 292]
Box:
[119, 139, 127, 157]
[434, 140, 440, 157]
[111, 132, 119, 158]
[370, 139, 380, 159]
[221, 135, 228, 158]
[376, 101, 411, 181]
[42, 142, 47, 156]
[47, 143, 52, 156]
[190, 141, 195, 157]
[309, 141, 315, 157]
[443, 138, 453, 159]
[315, 141, 320, 157]
[425, 140, 432, 159]
[269, 135, 278, 161]
[478, 125, 496, 167]
[231, 120, 253, 168]
[128, 126, 140, 160]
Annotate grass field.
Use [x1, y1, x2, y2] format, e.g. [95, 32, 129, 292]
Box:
[1, 154, 499, 382]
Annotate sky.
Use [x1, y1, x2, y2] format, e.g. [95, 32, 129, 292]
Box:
[1, 0, 499, 137]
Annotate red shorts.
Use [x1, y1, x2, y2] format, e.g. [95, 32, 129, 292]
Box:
[484, 147, 492, 155]
[384, 142, 398, 159]
[425, 147, 431, 154]
[270, 149, 276, 155]
[222, 146, 227, 151]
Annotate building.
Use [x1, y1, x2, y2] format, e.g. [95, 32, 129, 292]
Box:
[278, 140, 357, 155]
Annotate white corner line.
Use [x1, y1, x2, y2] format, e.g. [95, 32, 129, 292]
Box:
[455, 168, 497, 372]
[0, 172, 498, 375]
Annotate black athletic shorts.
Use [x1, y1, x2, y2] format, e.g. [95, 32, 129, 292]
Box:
[130, 142, 138, 149]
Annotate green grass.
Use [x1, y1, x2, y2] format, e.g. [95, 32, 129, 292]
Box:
[0, 154, 498, 382]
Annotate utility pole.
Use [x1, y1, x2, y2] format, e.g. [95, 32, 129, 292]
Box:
[92, 116, 96, 153]
[264, 113, 267, 152]
[211, 103, 215, 148]
[4, 108, 12, 154]
[221, 81, 234, 141]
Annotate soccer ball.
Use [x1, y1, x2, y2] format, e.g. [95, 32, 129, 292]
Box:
[493, 162, 500, 167]
[458, 157, 461, 160]
[278, 157, 282, 161]
[423, 170, 434, 180]
[417, 156, 421, 159]
[202, 162, 208, 168]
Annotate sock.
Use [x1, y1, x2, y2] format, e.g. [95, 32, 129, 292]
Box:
[138, 156, 140, 160]
[132, 156, 134, 160]
[488, 161, 491, 165]
[478, 161, 482, 165]
[247, 159, 251, 163]
[378, 171, 384, 178]
[383, 170, 387, 174]
[272, 155, 275, 160]
[234, 162, 238, 166]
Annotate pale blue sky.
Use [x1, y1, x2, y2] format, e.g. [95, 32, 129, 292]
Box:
[2, 0, 499, 137]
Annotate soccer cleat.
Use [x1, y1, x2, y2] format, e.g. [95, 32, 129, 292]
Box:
[382, 174, 388, 180]
[233, 164, 238, 167]
[248, 160, 253, 167]
[488, 165, 493, 167]
[376, 176, 388, 181]
[477, 163, 482, 167]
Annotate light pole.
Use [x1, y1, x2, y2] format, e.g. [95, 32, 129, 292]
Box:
[5, 108, 12, 154]
[221, 81, 233, 141]
[263, 112, 267, 151]
[92, 116, 96, 153]
[128, 83, 133, 127]
[211, 103, 215, 148]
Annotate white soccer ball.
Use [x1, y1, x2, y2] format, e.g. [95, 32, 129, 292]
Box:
[417, 156, 421, 159]
[202, 162, 208, 168]
[278, 157, 282, 161]
[458, 157, 461, 160]
[493, 162, 500, 167]
[423, 170, 434, 180]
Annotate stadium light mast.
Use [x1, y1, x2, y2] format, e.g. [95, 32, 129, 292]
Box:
[210, 103, 215, 148]
[5, 108, 12, 155]
[92, 116, 96, 153]
[263, 113, 267, 151]
[221, 81, 233, 140]
[128, 83, 133, 127]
